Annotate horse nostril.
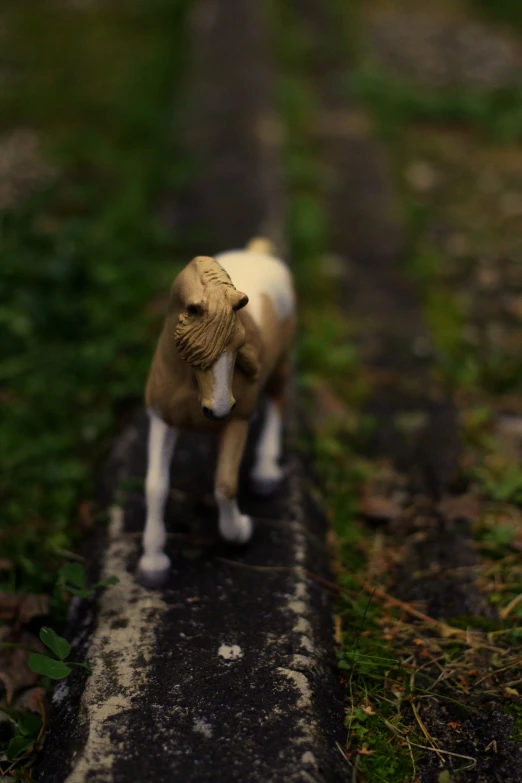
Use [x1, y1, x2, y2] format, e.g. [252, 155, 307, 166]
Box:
[203, 406, 216, 420]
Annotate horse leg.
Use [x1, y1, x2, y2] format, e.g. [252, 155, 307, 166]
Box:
[215, 418, 252, 544]
[139, 410, 178, 583]
[251, 358, 289, 495]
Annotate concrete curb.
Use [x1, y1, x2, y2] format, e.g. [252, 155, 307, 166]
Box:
[42, 413, 346, 783]
[41, 1, 347, 780]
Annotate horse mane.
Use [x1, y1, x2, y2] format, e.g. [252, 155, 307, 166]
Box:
[174, 257, 238, 370]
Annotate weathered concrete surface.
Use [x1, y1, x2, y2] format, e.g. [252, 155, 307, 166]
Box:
[181, 0, 286, 256]
[42, 412, 346, 783]
[40, 1, 346, 781]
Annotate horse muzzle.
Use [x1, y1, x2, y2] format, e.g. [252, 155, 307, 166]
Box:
[202, 402, 236, 421]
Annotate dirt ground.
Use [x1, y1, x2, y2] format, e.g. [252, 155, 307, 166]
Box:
[282, 0, 522, 779]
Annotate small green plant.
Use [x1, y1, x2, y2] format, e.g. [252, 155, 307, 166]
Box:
[29, 626, 91, 681]
[0, 562, 119, 776]
[0, 563, 118, 685]
[2, 711, 43, 764]
[0, 0, 191, 598]
[0, 0, 189, 779]
[474, 458, 522, 505]
[57, 562, 119, 599]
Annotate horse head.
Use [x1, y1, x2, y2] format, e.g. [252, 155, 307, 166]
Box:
[173, 257, 249, 420]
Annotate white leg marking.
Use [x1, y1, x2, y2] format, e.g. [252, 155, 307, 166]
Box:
[139, 411, 178, 576]
[251, 400, 283, 495]
[216, 491, 253, 544]
[211, 351, 235, 418]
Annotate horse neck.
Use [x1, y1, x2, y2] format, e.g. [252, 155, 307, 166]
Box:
[236, 308, 264, 377]
[238, 307, 261, 345]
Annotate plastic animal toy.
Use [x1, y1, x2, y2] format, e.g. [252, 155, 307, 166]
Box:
[139, 238, 296, 584]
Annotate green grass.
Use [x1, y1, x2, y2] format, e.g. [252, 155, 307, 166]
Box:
[0, 0, 191, 596]
[277, 0, 522, 778]
[318, 441, 425, 779]
[503, 701, 522, 743]
[468, 0, 522, 31]
[345, 0, 522, 142]
[0, 3, 191, 774]
[350, 54, 522, 397]
[273, 1, 426, 778]
[350, 66, 522, 144]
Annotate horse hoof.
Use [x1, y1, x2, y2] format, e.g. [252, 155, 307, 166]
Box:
[251, 476, 281, 497]
[138, 553, 171, 588]
[250, 466, 283, 497]
[220, 515, 253, 545]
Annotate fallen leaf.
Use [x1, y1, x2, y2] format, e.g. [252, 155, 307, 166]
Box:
[448, 721, 462, 730]
[358, 746, 376, 756]
[361, 705, 376, 716]
[359, 495, 402, 522]
[18, 594, 50, 626]
[0, 592, 49, 625]
[14, 686, 46, 716]
[0, 594, 21, 622]
[438, 494, 480, 522]
[0, 629, 43, 704]
[77, 501, 95, 531]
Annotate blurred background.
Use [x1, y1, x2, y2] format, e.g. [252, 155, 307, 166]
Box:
[1, 0, 191, 592]
[2, 0, 522, 777]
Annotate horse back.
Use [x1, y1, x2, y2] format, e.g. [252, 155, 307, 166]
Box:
[217, 249, 296, 373]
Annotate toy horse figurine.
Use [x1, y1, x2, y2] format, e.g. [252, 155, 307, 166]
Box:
[139, 238, 296, 584]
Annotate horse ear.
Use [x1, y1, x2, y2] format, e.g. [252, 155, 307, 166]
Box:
[231, 290, 248, 311]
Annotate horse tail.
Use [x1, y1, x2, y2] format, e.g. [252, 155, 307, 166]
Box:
[245, 237, 275, 256]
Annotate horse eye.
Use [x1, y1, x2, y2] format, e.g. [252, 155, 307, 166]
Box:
[187, 304, 202, 316]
